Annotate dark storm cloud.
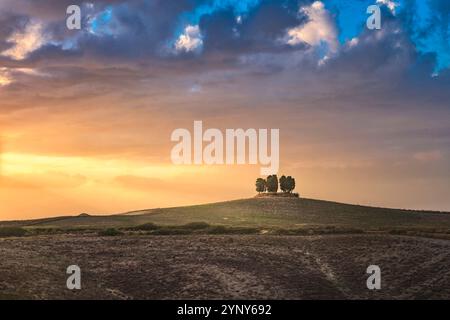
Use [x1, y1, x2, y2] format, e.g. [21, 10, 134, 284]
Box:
[0, 0, 450, 98]
[0, 13, 29, 52]
[0, 0, 310, 64]
[199, 1, 301, 54]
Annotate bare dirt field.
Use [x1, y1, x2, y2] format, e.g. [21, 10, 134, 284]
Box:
[1, 234, 449, 300]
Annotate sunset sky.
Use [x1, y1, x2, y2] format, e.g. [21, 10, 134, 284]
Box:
[1, 0, 450, 220]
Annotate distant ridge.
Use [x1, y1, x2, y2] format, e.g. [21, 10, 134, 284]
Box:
[1, 197, 450, 232]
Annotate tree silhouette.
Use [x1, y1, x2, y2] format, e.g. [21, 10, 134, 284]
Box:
[266, 175, 278, 192]
[279, 175, 287, 192]
[255, 175, 296, 195]
[255, 178, 266, 193]
[285, 176, 296, 193]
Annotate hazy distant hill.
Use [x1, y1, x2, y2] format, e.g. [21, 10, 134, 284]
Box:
[2, 197, 450, 232]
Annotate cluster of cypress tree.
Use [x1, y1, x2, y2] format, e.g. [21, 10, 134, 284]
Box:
[255, 175, 295, 193]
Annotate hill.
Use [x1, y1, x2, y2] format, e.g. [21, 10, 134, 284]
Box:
[2, 197, 450, 233]
[1, 197, 450, 300]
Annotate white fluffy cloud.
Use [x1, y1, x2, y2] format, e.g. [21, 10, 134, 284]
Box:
[1, 20, 48, 60]
[0, 67, 48, 87]
[174, 25, 203, 53]
[285, 1, 338, 54]
[376, 0, 399, 14]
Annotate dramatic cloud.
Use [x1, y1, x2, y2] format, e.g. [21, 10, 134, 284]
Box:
[0, 66, 47, 86]
[285, 1, 338, 55]
[174, 24, 203, 53]
[1, 20, 47, 60]
[1, 0, 450, 218]
[376, 0, 399, 14]
[0, 67, 12, 86]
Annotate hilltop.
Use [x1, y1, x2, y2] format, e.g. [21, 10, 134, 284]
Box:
[2, 197, 450, 234]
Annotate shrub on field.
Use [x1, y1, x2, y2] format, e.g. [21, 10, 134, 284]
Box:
[0, 227, 27, 237]
[206, 226, 259, 235]
[180, 222, 210, 230]
[130, 223, 159, 231]
[149, 228, 192, 235]
[98, 228, 123, 236]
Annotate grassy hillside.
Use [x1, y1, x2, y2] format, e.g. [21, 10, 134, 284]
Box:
[2, 197, 450, 232]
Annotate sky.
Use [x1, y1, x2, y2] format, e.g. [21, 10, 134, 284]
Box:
[1, 0, 450, 220]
